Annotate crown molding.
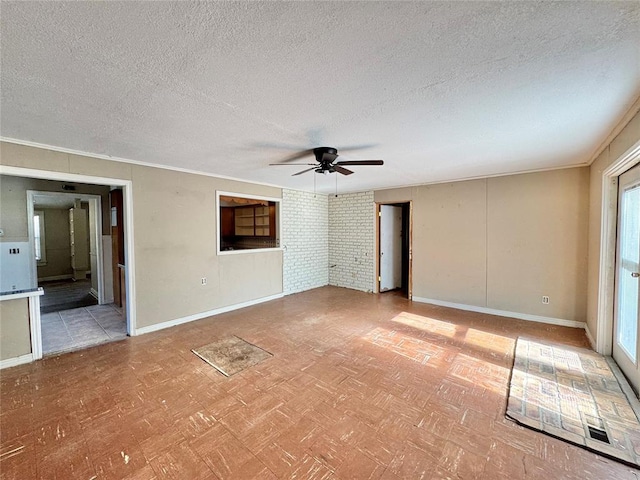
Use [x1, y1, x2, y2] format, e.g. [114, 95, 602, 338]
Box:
[0, 136, 284, 191]
[587, 94, 640, 166]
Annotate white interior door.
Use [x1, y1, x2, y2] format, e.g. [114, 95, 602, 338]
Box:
[380, 205, 403, 292]
[613, 163, 640, 395]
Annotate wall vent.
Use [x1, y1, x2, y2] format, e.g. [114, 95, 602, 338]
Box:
[587, 426, 610, 444]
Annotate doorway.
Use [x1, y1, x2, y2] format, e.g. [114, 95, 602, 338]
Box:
[0, 163, 136, 360]
[377, 202, 412, 298]
[613, 162, 640, 394]
[26, 189, 128, 355]
[28, 192, 103, 310]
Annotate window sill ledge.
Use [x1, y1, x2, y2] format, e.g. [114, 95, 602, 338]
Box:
[217, 247, 283, 256]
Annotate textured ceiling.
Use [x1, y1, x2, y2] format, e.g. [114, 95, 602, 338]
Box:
[2, 1, 639, 193]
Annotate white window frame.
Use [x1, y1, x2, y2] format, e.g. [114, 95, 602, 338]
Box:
[33, 210, 47, 266]
[596, 140, 640, 355]
[216, 190, 282, 255]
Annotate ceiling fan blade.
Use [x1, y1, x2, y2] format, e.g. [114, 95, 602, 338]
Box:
[292, 167, 317, 176]
[252, 141, 312, 151]
[336, 144, 377, 152]
[269, 163, 317, 166]
[280, 149, 315, 163]
[334, 165, 354, 176]
[322, 152, 339, 163]
[335, 160, 384, 166]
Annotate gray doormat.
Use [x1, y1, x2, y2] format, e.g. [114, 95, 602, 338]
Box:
[506, 338, 640, 467]
[192, 336, 272, 377]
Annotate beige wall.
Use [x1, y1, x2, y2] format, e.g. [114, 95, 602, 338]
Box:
[375, 168, 590, 322]
[129, 165, 282, 328]
[1, 142, 283, 332]
[36, 208, 72, 279]
[0, 174, 110, 242]
[587, 111, 640, 340]
[414, 180, 488, 306]
[0, 298, 31, 360]
[0, 142, 133, 180]
[487, 169, 589, 320]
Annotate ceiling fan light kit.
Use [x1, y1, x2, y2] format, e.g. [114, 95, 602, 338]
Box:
[270, 146, 384, 176]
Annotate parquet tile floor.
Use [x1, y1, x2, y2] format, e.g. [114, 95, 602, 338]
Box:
[1, 286, 637, 479]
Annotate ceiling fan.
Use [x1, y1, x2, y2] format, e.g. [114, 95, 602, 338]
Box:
[269, 146, 383, 176]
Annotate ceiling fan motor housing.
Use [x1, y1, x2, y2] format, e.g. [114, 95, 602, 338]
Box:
[314, 147, 339, 173]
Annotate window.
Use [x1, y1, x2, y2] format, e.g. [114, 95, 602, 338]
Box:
[217, 192, 281, 254]
[33, 210, 47, 265]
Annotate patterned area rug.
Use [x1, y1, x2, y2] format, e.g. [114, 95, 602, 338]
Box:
[192, 336, 272, 377]
[507, 338, 640, 467]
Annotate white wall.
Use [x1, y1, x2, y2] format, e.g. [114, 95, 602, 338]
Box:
[282, 189, 329, 295]
[328, 191, 375, 292]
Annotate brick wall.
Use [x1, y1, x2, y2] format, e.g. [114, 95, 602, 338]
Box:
[282, 189, 329, 294]
[328, 191, 375, 292]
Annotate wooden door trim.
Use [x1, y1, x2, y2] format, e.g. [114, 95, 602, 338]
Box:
[375, 201, 412, 299]
[375, 203, 381, 294]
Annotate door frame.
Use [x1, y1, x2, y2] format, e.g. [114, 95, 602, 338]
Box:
[596, 139, 640, 355]
[612, 165, 640, 388]
[0, 165, 137, 360]
[375, 201, 412, 299]
[26, 190, 105, 303]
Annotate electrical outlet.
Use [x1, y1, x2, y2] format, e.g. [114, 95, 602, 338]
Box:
[201, 277, 207, 286]
[542, 296, 550, 304]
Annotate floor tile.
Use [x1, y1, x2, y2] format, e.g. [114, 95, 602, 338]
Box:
[0, 286, 634, 479]
[41, 304, 126, 355]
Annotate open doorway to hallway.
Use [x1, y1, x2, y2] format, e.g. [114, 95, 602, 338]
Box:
[31, 192, 102, 314]
[25, 185, 128, 355]
[377, 202, 412, 298]
[0, 164, 136, 361]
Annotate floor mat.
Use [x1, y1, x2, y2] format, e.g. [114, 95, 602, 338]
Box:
[506, 337, 640, 467]
[192, 335, 272, 377]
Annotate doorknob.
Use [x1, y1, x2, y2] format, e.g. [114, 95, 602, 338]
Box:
[632, 272, 640, 278]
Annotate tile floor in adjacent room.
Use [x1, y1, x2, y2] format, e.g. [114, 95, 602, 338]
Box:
[41, 304, 127, 356]
[39, 279, 98, 314]
[1, 286, 638, 479]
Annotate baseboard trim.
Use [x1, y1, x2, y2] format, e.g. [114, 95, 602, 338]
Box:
[135, 292, 285, 335]
[38, 274, 73, 282]
[584, 324, 597, 350]
[0, 353, 34, 370]
[90, 288, 98, 299]
[412, 297, 585, 329]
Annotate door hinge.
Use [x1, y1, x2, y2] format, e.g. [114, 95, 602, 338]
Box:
[378, 211, 382, 217]
[378, 276, 381, 282]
